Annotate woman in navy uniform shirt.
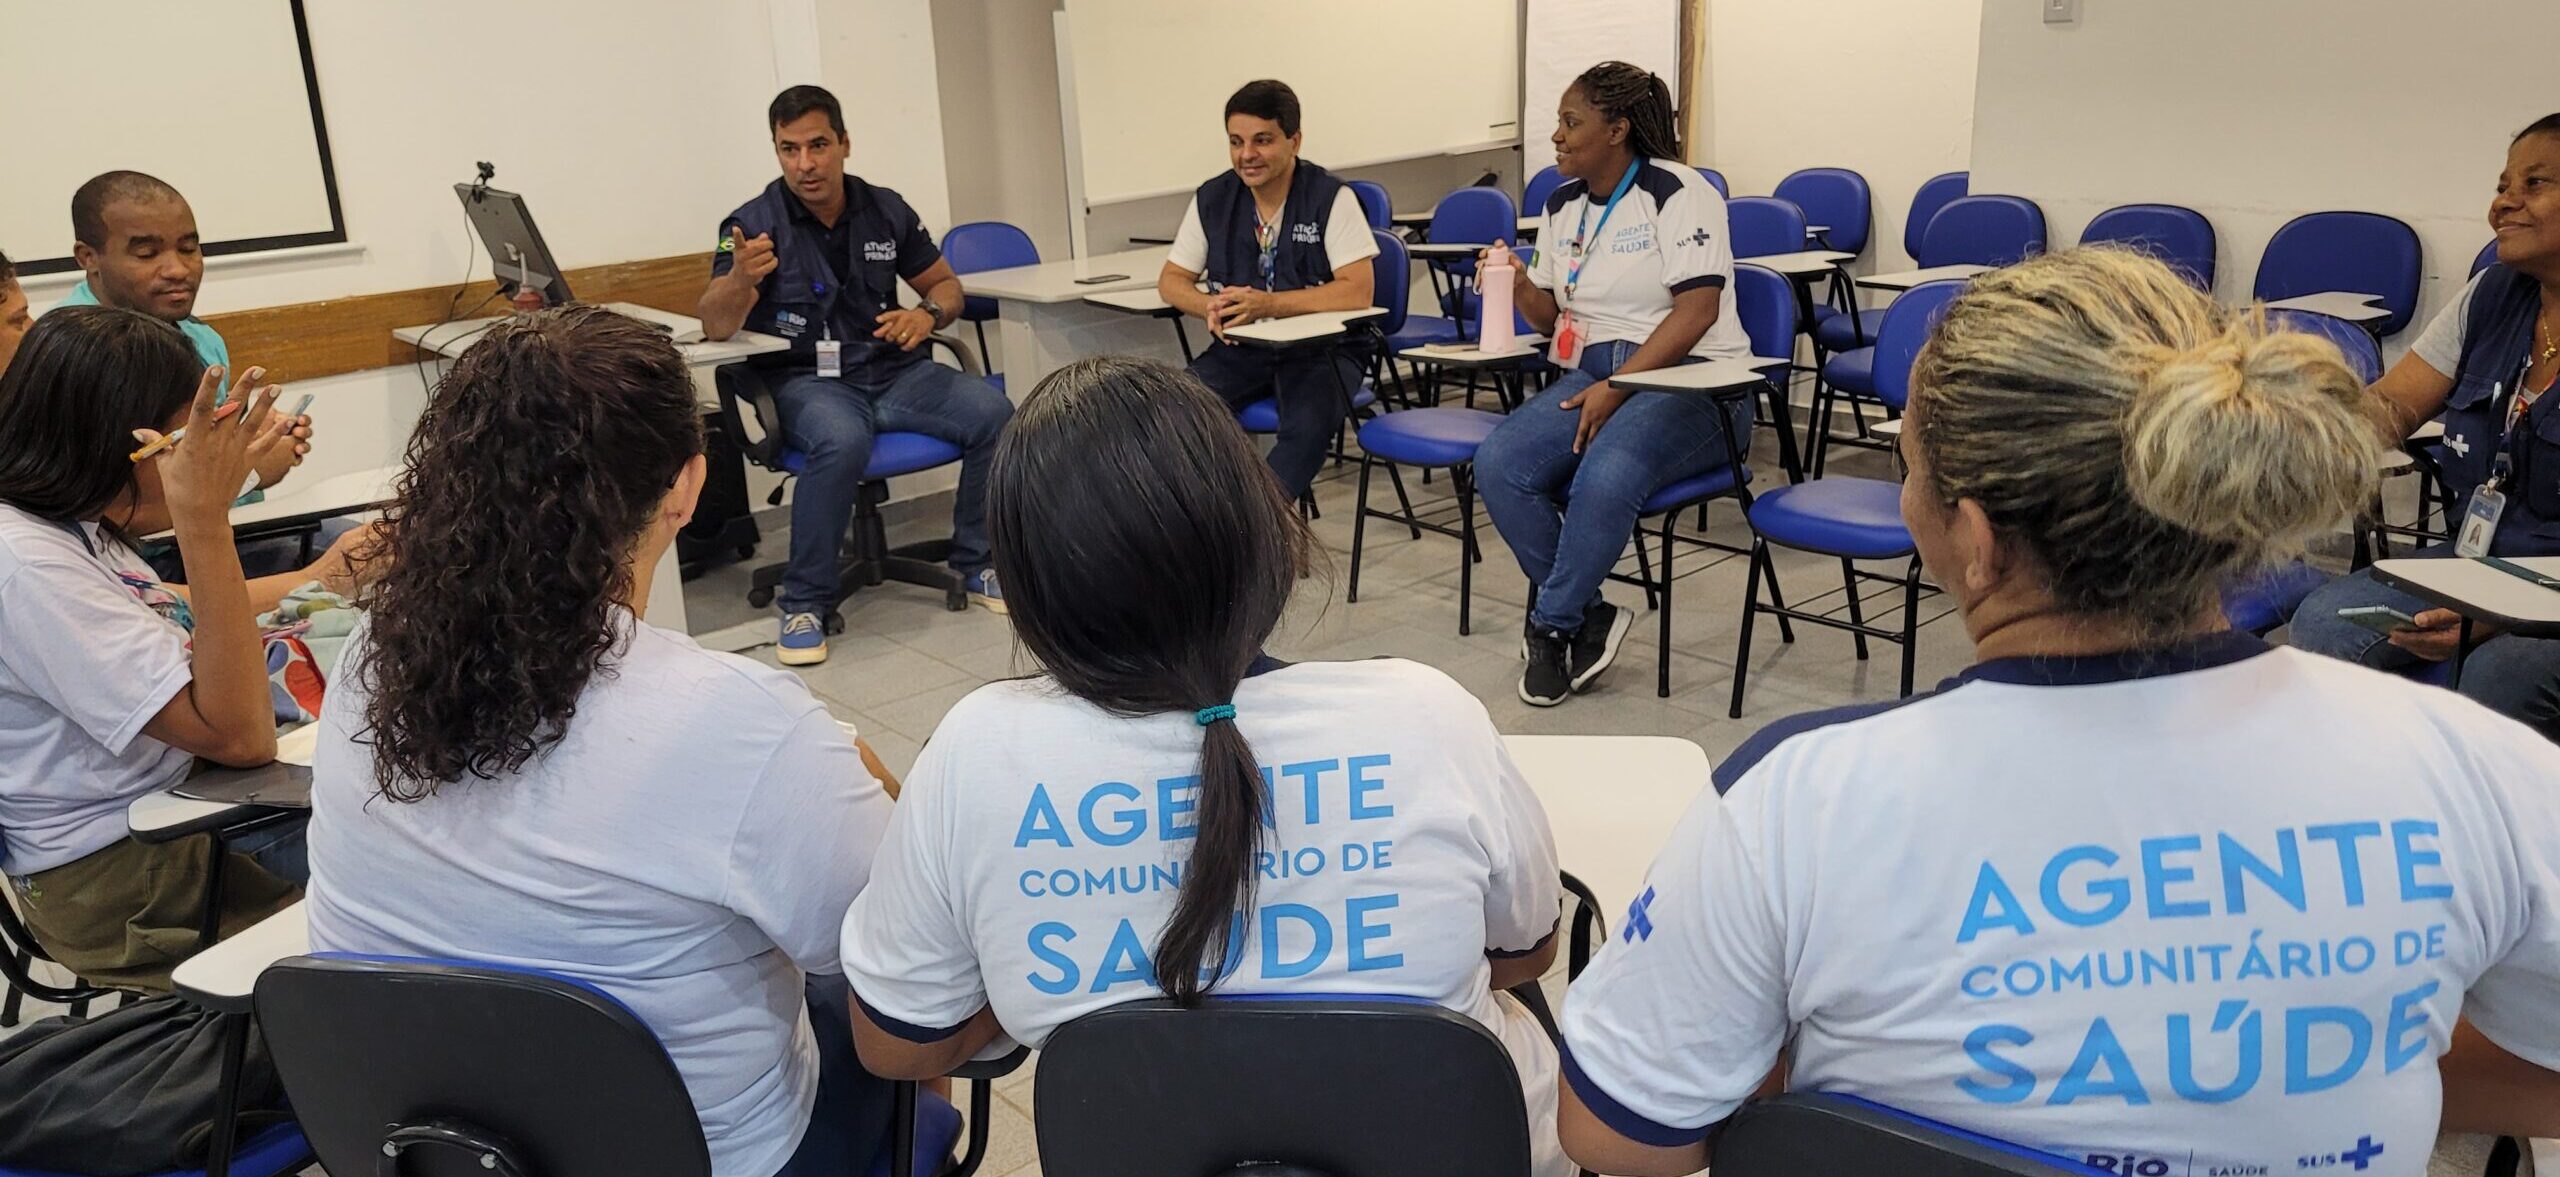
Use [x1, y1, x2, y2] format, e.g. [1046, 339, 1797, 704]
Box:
[2292, 113, 2560, 740]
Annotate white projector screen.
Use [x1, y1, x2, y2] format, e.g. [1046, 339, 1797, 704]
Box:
[1, 0, 343, 276]
[1521, 0, 1679, 177]
[1061, 0, 1521, 207]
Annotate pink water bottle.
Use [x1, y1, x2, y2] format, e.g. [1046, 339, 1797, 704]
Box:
[1478, 243, 1517, 354]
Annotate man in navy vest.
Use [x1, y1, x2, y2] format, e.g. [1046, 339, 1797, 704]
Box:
[1155, 79, 1379, 500]
[702, 85, 1014, 667]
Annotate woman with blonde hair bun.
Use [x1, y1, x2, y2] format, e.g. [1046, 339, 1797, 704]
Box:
[1555, 248, 2560, 1177]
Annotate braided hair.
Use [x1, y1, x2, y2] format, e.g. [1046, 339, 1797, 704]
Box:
[1572, 61, 1680, 162]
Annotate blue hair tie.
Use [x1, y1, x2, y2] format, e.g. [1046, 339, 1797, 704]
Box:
[1194, 703, 1237, 727]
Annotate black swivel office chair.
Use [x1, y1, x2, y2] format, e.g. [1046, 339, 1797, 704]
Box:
[1034, 996, 1535, 1177]
[1715, 1093, 2113, 1177]
[714, 334, 985, 628]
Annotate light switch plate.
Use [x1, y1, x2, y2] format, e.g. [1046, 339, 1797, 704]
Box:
[2044, 0, 2081, 23]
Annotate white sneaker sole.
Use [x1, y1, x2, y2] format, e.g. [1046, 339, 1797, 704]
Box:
[777, 643, 829, 666]
[971, 592, 1008, 615]
[1518, 675, 1570, 707]
[1571, 608, 1633, 692]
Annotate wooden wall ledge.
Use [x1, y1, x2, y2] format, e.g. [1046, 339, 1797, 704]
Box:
[200, 253, 710, 384]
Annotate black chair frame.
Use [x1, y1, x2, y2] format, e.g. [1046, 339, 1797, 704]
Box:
[0, 892, 120, 1025]
[1731, 542, 1936, 719]
[888, 1045, 1030, 1177]
[1596, 380, 1766, 698]
[715, 336, 985, 628]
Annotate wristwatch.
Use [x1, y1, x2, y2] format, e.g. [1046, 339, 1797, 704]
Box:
[917, 297, 946, 326]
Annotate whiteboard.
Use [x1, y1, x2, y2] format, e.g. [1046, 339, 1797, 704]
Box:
[1, 0, 342, 275]
[1521, 0, 1680, 178]
[1060, 0, 1520, 207]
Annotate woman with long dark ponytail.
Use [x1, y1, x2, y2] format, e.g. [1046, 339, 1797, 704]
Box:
[305, 306, 902, 1177]
[1475, 61, 1757, 708]
[841, 356, 1573, 1175]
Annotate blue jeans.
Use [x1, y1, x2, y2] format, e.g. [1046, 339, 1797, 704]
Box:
[231, 817, 309, 885]
[772, 972, 898, 1177]
[771, 361, 1014, 616]
[1190, 340, 1362, 499]
[1475, 339, 1753, 633]
[2291, 554, 2560, 742]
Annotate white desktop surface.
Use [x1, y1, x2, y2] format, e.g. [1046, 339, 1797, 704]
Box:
[962, 249, 1165, 305]
[392, 301, 786, 366]
[228, 467, 399, 530]
[1223, 308, 1385, 346]
[1610, 356, 1792, 393]
[1084, 288, 1173, 314]
[968, 250, 1185, 394]
[2262, 292, 2389, 322]
[1857, 264, 1991, 291]
[2372, 556, 2560, 632]
[1399, 338, 1549, 367]
[172, 900, 307, 1005]
[1504, 734, 1712, 915]
[1744, 250, 1856, 277]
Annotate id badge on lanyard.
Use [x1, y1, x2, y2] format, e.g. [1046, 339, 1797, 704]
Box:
[2460, 364, 2540, 558]
[817, 330, 843, 379]
[1556, 162, 1640, 368]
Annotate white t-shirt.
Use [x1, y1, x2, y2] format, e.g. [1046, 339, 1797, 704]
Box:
[1562, 635, 2560, 1177]
[1167, 186, 1379, 280]
[1531, 159, 1752, 361]
[2410, 273, 2480, 379]
[307, 614, 893, 1177]
[841, 658, 1571, 1177]
[0, 504, 195, 876]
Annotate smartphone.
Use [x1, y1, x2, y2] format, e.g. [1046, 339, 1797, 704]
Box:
[1072, 273, 1131, 285]
[2337, 604, 2419, 636]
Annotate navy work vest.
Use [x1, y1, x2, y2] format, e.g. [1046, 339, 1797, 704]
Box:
[1197, 160, 1346, 293]
[2437, 264, 2560, 556]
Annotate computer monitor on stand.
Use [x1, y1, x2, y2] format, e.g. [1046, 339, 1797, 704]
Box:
[455, 181, 573, 307]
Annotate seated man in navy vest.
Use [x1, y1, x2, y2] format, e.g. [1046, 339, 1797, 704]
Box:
[701, 85, 1014, 667]
[1156, 79, 1378, 500]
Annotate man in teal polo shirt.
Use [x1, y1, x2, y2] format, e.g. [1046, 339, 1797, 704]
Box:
[57, 172, 309, 501]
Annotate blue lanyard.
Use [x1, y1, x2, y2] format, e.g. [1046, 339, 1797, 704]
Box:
[1566, 160, 1642, 299]
[1254, 210, 1282, 289]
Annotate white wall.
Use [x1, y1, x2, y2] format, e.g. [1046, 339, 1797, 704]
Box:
[21, 0, 949, 318]
[1970, 0, 2548, 338]
[1700, 0, 1983, 273]
[817, 0, 954, 231]
[934, 0, 1074, 259]
[19, 0, 957, 568]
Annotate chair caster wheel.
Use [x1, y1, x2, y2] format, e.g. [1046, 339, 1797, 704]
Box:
[945, 589, 968, 612]
[824, 612, 846, 635]
[747, 587, 774, 608]
[737, 544, 757, 561]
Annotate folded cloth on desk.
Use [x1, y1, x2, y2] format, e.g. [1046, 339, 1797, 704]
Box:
[259, 580, 361, 724]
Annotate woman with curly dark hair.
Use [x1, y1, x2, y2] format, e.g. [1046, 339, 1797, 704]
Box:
[305, 306, 901, 1177]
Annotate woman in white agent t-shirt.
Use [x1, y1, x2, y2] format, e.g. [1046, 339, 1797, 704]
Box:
[840, 356, 1572, 1176]
[1558, 249, 2560, 1176]
[306, 308, 899, 1177]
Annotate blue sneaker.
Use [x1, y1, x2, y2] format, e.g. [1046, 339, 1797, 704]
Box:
[963, 568, 1007, 614]
[777, 612, 829, 666]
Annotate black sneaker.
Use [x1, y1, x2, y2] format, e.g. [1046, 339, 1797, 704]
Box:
[1520, 627, 1573, 706]
[1567, 600, 1633, 692]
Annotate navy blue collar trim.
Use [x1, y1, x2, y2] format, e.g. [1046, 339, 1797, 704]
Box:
[1955, 629, 2272, 688]
[1245, 654, 1291, 678]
